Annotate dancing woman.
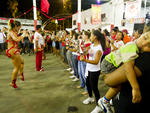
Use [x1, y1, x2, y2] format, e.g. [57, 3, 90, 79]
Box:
[6, 20, 25, 88]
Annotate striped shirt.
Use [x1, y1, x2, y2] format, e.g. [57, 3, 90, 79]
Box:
[105, 42, 139, 67]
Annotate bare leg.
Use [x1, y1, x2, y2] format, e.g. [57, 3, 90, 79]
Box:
[104, 64, 142, 87]
[19, 56, 24, 81]
[105, 86, 121, 100]
[11, 55, 22, 88]
[103, 64, 142, 101]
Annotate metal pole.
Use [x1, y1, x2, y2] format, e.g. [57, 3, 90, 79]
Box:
[63, 0, 65, 30]
[33, 0, 37, 30]
[145, 0, 147, 16]
[77, 0, 81, 31]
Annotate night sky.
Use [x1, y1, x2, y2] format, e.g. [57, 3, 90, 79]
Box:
[0, 0, 110, 18]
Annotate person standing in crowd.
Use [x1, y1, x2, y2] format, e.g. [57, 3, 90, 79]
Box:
[98, 31, 150, 113]
[34, 25, 44, 71]
[110, 31, 124, 51]
[0, 29, 6, 54]
[110, 28, 118, 40]
[29, 30, 35, 55]
[45, 33, 52, 53]
[122, 29, 131, 44]
[81, 30, 106, 113]
[79, 31, 92, 95]
[69, 33, 79, 82]
[6, 20, 25, 88]
[51, 31, 56, 55]
[132, 29, 143, 41]
[62, 30, 69, 64]
[55, 34, 60, 56]
[101, 29, 111, 61]
[66, 31, 74, 74]
[22, 30, 31, 55]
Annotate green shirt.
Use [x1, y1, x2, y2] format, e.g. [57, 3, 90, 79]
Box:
[105, 42, 139, 67]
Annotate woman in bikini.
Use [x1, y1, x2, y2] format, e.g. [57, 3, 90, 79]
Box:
[6, 19, 25, 88]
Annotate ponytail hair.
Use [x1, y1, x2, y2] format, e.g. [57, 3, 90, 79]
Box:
[8, 19, 21, 30]
[93, 30, 106, 51]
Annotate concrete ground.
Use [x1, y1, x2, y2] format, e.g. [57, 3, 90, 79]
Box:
[0, 54, 109, 113]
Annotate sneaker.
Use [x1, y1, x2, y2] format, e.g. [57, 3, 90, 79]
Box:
[70, 70, 74, 74]
[91, 106, 101, 113]
[72, 78, 79, 82]
[110, 99, 113, 106]
[40, 68, 44, 71]
[98, 98, 113, 113]
[69, 75, 76, 79]
[83, 97, 95, 104]
[66, 68, 72, 71]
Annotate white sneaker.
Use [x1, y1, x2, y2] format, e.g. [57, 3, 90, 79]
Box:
[69, 75, 76, 79]
[70, 70, 74, 74]
[72, 78, 79, 82]
[98, 97, 113, 113]
[66, 68, 72, 71]
[110, 99, 113, 106]
[91, 106, 101, 113]
[83, 97, 95, 105]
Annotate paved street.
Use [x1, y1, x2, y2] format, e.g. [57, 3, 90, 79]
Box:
[0, 54, 108, 113]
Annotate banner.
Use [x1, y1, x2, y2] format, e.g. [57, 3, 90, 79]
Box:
[125, 0, 142, 19]
[91, 4, 101, 24]
[41, 0, 50, 14]
[122, 18, 145, 24]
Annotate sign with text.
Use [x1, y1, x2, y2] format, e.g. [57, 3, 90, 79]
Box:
[125, 0, 142, 19]
[91, 4, 101, 24]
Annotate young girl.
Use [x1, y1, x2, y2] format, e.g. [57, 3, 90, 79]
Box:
[98, 31, 150, 113]
[102, 29, 111, 60]
[6, 20, 25, 88]
[111, 31, 124, 51]
[77, 31, 91, 95]
[80, 30, 106, 113]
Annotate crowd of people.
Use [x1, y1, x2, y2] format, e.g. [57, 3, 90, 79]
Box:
[0, 19, 150, 113]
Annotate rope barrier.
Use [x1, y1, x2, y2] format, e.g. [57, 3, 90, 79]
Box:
[0, 6, 77, 21]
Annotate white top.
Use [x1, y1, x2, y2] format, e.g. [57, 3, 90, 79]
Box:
[33, 32, 44, 49]
[114, 40, 124, 48]
[86, 44, 103, 72]
[105, 41, 139, 67]
[0, 32, 6, 43]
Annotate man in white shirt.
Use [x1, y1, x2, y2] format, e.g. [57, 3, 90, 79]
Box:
[34, 25, 44, 71]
